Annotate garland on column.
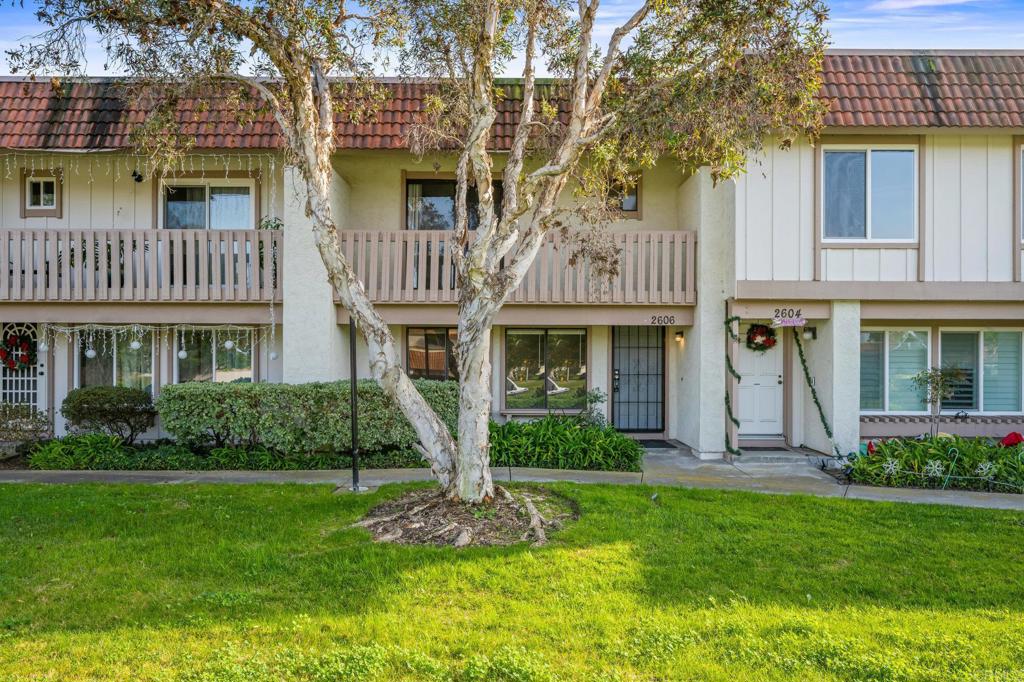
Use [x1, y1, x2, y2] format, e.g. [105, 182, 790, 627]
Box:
[791, 328, 842, 457]
[724, 315, 742, 456]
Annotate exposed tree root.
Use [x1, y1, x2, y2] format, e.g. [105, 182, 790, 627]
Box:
[520, 493, 548, 546]
[356, 486, 573, 547]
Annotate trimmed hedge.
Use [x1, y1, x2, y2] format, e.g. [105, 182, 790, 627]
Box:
[490, 415, 643, 472]
[155, 380, 458, 459]
[848, 435, 1024, 493]
[27, 435, 420, 471]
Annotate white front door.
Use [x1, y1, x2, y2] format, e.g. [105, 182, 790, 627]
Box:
[736, 335, 784, 436]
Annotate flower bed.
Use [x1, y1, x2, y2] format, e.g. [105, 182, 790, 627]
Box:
[847, 435, 1024, 494]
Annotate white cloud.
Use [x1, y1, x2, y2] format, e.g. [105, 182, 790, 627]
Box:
[867, 0, 977, 10]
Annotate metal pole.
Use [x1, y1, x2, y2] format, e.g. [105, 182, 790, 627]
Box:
[350, 316, 362, 492]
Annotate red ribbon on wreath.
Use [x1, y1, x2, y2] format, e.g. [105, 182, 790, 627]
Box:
[2, 332, 36, 371]
[745, 324, 777, 352]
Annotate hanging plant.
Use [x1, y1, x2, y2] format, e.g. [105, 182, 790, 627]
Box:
[0, 331, 37, 371]
[745, 324, 777, 353]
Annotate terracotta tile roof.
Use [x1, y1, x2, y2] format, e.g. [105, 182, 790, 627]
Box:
[821, 51, 1024, 128]
[1, 51, 1022, 150]
[0, 78, 569, 151]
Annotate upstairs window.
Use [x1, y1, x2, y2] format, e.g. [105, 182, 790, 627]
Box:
[21, 170, 62, 218]
[610, 180, 640, 217]
[823, 146, 916, 241]
[405, 178, 502, 231]
[162, 181, 255, 230]
[27, 178, 56, 209]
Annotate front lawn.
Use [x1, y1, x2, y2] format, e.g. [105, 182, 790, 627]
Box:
[1, 483, 1022, 681]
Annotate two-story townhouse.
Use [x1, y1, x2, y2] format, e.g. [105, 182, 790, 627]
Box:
[729, 50, 1024, 457]
[2, 50, 1023, 460]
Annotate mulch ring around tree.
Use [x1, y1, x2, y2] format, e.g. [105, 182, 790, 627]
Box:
[353, 485, 577, 547]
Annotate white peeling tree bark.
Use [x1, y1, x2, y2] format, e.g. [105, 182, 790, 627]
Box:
[219, 0, 648, 504]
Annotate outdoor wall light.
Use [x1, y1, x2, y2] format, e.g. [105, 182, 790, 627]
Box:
[674, 330, 685, 342]
[802, 327, 817, 341]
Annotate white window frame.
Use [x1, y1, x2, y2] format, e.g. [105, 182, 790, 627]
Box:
[74, 332, 156, 392]
[860, 327, 931, 415]
[821, 144, 919, 244]
[173, 329, 255, 383]
[158, 177, 257, 230]
[938, 327, 1024, 416]
[25, 176, 58, 209]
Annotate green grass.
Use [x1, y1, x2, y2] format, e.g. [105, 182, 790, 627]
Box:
[1, 483, 1023, 681]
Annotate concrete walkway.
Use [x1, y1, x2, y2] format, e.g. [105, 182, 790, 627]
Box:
[2, 449, 1023, 511]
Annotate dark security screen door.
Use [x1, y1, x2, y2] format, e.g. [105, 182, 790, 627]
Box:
[612, 326, 665, 432]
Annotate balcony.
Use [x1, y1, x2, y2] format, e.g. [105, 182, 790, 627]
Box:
[0, 229, 282, 303]
[337, 229, 696, 307]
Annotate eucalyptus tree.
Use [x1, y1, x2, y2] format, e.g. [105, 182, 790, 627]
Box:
[10, 0, 827, 504]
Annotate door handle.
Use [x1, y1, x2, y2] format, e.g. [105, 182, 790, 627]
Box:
[613, 368, 620, 393]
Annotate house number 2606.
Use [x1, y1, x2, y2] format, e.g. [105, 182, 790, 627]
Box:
[773, 307, 802, 319]
[650, 315, 676, 325]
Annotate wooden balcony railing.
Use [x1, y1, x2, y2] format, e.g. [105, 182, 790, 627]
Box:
[0, 229, 282, 302]
[338, 229, 696, 305]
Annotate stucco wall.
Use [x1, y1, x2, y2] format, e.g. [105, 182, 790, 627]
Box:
[676, 170, 735, 457]
[333, 150, 687, 233]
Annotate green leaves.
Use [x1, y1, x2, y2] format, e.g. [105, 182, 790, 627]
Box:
[849, 436, 1024, 494]
[155, 379, 459, 458]
[490, 415, 643, 472]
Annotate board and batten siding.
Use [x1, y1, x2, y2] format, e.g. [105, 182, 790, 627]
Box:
[735, 135, 1016, 283]
[0, 155, 282, 231]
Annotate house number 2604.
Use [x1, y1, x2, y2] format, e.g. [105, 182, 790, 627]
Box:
[773, 307, 802, 319]
[650, 315, 676, 325]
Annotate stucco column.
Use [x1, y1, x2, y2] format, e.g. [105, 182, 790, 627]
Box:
[281, 165, 347, 382]
[799, 300, 860, 455]
[675, 170, 735, 459]
[828, 300, 861, 455]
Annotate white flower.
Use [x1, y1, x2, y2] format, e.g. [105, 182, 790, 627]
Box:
[882, 458, 900, 476]
[975, 461, 996, 479]
[924, 459, 945, 478]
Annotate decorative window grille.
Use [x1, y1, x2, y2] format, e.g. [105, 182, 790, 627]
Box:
[0, 322, 39, 409]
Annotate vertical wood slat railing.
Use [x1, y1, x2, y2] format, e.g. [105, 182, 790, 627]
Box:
[338, 229, 696, 305]
[0, 229, 282, 302]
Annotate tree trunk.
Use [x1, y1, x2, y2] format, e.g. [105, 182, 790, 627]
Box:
[452, 320, 496, 502]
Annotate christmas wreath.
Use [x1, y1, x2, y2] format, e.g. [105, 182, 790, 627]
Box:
[745, 324, 777, 352]
[0, 332, 36, 371]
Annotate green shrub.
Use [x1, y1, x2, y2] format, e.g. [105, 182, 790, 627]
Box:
[27, 436, 422, 471]
[490, 415, 643, 472]
[28, 434, 130, 469]
[155, 380, 458, 458]
[61, 386, 156, 445]
[848, 435, 1024, 493]
[0, 403, 50, 447]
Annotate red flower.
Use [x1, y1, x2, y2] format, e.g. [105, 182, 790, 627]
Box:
[0, 350, 8, 360]
[5, 360, 14, 370]
[20, 341, 28, 351]
[5, 336, 15, 347]
[18, 354, 28, 364]
[999, 432, 1024, 447]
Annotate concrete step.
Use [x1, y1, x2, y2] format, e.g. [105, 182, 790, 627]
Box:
[733, 451, 818, 465]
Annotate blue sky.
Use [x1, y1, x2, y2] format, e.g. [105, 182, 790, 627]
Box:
[0, 0, 1021, 76]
